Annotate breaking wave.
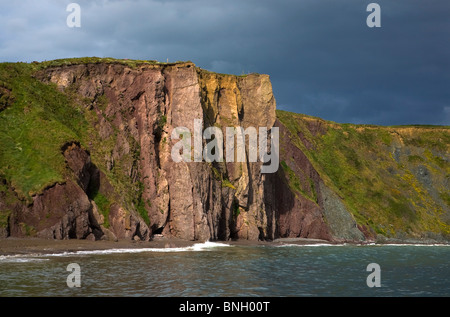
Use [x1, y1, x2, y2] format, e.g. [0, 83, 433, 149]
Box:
[59, 241, 232, 255]
[0, 241, 232, 261]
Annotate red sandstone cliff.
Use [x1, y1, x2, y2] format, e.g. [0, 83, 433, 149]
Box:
[1, 60, 371, 242]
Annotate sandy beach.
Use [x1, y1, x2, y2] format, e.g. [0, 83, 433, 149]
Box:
[0, 237, 195, 256]
[0, 236, 338, 256]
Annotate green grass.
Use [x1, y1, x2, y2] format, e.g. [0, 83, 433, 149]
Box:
[403, 131, 450, 152]
[134, 181, 150, 226]
[37, 57, 190, 70]
[136, 199, 150, 226]
[280, 161, 302, 193]
[389, 124, 450, 129]
[211, 166, 222, 180]
[197, 67, 252, 78]
[0, 210, 10, 228]
[0, 63, 88, 200]
[158, 114, 167, 130]
[408, 155, 425, 163]
[232, 199, 241, 218]
[22, 223, 36, 236]
[222, 179, 236, 190]
[91, 192, 111, 228]
[280, 160, 317, 203]
[440, 192, 450, 207]
[0, 60, 154, 229]
[276, 109, 450, 237]
[0, 181, 15, 229]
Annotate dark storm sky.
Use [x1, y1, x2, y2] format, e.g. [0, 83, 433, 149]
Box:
[1, 0, 449, 125]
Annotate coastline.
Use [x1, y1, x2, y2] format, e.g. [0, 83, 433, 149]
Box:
[0, 237, 196, 256]
[0, 237, 336, 256]
[1, 236, 449, 257]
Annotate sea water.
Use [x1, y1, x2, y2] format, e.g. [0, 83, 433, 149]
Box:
[0, 242, 449, 297]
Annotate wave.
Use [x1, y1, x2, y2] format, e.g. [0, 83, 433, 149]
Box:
[350, 242, 450, 247]
[52, 241, 232, 256]
[276, 242, 450, 248]
[0, 241, 232, 261]
[0, 255, 49, 263]
[276, 243, 342, 247]
[188, 241, 232, 251]
[371, 243, 450, 247]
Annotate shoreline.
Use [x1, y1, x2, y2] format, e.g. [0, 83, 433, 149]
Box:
[1, 236, 449, 257]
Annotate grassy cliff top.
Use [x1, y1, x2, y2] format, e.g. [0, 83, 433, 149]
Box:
[34, 57, 257, 78]
[276, 110, 449, 130]
[35, 57, 194, 69]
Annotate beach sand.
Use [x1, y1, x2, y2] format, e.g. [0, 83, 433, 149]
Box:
[0, 236, 335, 256]
[0, 237, 195, 256]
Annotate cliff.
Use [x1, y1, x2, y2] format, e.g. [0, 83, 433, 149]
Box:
[276, 111, 449, 242]
[0, 58, 449, 243]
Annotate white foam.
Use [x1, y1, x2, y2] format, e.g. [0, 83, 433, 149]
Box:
[59, 241, 232, 256]
[373, 243, 450, 247]
[0, 255, 49, 263]
[0, 241, 233, 259]
[277, 242, 450, 248]
[189, 241, 231, 251]
[276, 243, 342, 247]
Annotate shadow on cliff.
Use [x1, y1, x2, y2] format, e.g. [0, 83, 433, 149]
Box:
[263, 164, 296, 240]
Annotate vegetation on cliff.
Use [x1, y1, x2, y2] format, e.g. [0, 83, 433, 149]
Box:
[0, 62, 87, 199]
[0, 58, 448, 242]
[277, 110, 450, 239]
[0, 60, 153, 236]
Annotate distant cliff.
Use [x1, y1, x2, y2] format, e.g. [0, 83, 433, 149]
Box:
[275, 111, 449, 242]
[0, 58, 448, 243]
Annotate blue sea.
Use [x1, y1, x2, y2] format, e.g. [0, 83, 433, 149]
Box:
[0, 242, 449, 297]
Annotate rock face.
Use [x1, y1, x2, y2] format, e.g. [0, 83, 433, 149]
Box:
[1, 141, 149, 241]
[276, 110, 450, 242]
[263, 119, 362, 241]
[0, 59, 448, 242]
[28, 61, 281, 241]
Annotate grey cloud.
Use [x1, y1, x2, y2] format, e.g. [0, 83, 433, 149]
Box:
[0, 0, 448, 125]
